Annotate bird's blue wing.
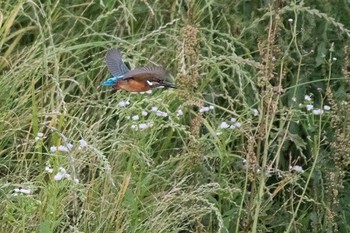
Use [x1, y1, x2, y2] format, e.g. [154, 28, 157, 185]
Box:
[105, 48, 130, 77]
[101, 75, 124, 86]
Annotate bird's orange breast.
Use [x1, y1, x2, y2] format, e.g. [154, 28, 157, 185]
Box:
[115, 79, 151, 92]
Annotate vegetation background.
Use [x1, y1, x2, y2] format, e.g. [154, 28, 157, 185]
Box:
[1, 0, 350, 232]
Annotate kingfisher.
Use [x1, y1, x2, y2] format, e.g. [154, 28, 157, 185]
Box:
[102, 48, 175, 92]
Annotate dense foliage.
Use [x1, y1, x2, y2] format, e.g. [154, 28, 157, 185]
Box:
[1, 0, 350, 232]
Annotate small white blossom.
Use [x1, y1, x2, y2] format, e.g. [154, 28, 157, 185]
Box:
[304, 95, 311, 101]
[290, 165, 304, 173]
[209, 105, 214, 110]
[74, 178, 79, 184]
[45, 166, 53, 173]
[292, 97, 297, 102]
[216, 131, 222, 135]
[312, 109, 324, 115]
[156, 110, 168, 117]
[230, 118, 237, 122]
[57, 145, 69, 152]
[177, 109, 183, 116]
[117, 100, 130, 107]
[141, 111, 148, 116]
[19, 188, 31, 195]
[50, 146, 57, 153]
[332, 57, 337, 61]
[14, 188, 31, 195]
[131, 125, 137, 129]
[288, 18, 293, 23]
[306, 104, 313, 111]
[139, 123, 153, 129]
[79, 139, 88, 148]
[220, 122, 230, 129]
[151, 106, 158, 112]
[54, 167, 71, 181]
[252, 109, 259, 116]
[132, 115, 139, 121]
[229, 125, 236, 129]
[35, 132, 45, 141]
[199, 106, 210, 113]
[323, 105, 331, 111]
[54, 172, 65, 181]
[234, 122, 241, 128]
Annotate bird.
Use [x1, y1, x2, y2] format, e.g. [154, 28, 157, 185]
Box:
[102, 48, 175, 92]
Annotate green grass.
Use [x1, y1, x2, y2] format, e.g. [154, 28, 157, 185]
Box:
[1, 0, 350, 232]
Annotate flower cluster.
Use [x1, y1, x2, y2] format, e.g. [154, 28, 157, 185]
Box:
[12, 187, 31, 196]
[216, 118, 242, 135]
[219, 118, 242, 129]
[303, 95, 331, 115]
[45, 166, 79, 184]
[199, 105, 214, 113]
[49, 139, 88, 153]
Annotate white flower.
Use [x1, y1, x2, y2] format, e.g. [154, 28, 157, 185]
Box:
[304, 95, 311, 101]
[50, 146, 57, 153]
[19, 188, 31, 195]
[151, 106, 158, 112]
[139, 123, 152, 129]
[209, 105, 214, 110]
[156, 110, 168, 117]
[54, 172, 65, 181]
[141, 111, 148, 116]
[36, 133, 44, 141]
[54, 167, 71, 181]
[74, 178, 79, 184]
[132, 115, 139, 121]
[220, 122, 230, 129]
[290, 165, 304, 173]
[306, 105, 313, 111]
[230, 118, 237, 122]
[79, 139, 88, 148]
[14, 188, 31, 195]
[288, 18, 293, 22]
[292, 97, 297, 102]
[252, 109, 259, 116]
[312, 109, 324, 115]
[117, 100, 130, 107]
[45, 166, 53, 173]
[216, 131, 222, 135]
[332, 57, 337, 61]
[199, 106, 210, 113]
[323, 105, 331, 111]
[234, 122, 241, 128]
[57, 145, 69, 152]
[176, 109, 183, 116]
[131, 125, 137, 129]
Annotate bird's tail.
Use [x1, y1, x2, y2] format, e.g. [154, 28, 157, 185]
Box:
[155, 80, 176, 89]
